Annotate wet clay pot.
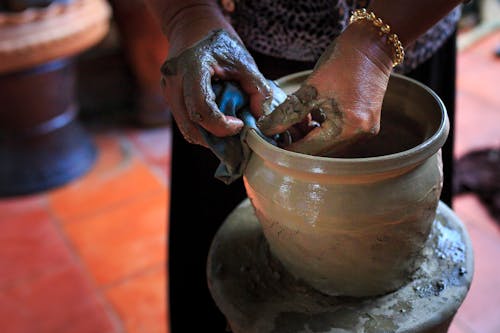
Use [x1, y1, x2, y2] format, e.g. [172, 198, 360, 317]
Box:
[243, 71, 450, 297]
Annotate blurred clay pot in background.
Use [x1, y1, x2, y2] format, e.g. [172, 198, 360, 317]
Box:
[0, 0, 110, 196]
[243, 71, 450, 297]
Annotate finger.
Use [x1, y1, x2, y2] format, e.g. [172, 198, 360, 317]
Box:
[235, 67, 272, 119]
[163, 76, 208, 147]
[183, 68, 243, 137]
[308, 120, 321, 131]
[257, 93, 311, 136]
[286, 121, 343, 156]
[213, 63, 272, 119]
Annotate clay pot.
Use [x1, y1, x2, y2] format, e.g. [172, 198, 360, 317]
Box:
[243, 71, 449, 297]
[0, 0, 111, 74]
[0, 0, 110, 196]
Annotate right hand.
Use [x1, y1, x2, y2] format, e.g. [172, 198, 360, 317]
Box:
[161, 29, 272, 147]
[257, 21, 393, 156]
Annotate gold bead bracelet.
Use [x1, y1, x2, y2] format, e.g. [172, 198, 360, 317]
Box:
[349, 8, 405, 68]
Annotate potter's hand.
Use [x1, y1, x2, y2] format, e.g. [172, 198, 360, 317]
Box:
[258, 21, 393, 156]
[161, 29, 271, 147]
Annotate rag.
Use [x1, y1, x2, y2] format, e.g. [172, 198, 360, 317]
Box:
[201, 80, 286, 184]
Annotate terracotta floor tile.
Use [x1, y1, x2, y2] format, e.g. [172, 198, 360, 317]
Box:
[105, 266, 167, 333]
[127, 128, 171, 167]
[457, 40, 500, 108]
[0, 207, 73, 289]
[454, 195, 500, 237]
[448, 319, 476, 333]
[452, 200, 500, 333]
[90, 135, 127, 176]
[454, 35, 500, 333]
[0, 264, 119, 333]
[454, 90, 500, 157]
[48, 143, 164, 222]
[127, 128, 171, 184]
[63, 191, 167, 286]
[0, 195, 46, 222]
[149, 166, 170, 187]
[462, 30, 500, 60]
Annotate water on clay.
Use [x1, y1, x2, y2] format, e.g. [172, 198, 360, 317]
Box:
[328, 108, 426, 158]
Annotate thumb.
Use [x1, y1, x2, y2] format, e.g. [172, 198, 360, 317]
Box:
[257, 85, 315, 135]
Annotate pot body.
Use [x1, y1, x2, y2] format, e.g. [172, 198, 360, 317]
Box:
[0, 59, 97, 196]
[243, 72, 449, 297]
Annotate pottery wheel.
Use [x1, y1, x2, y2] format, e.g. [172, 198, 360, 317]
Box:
[207, 199, 473, 333]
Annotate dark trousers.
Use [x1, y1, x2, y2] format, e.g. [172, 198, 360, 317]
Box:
[167, 34, 456, 332]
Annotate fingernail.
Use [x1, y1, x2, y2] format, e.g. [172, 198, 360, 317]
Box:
[309, 121, 321, 128]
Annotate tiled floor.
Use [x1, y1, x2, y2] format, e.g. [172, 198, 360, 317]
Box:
[0, 31, 499, 333]
[449, 30, 500, 333]
[0, 130, 169, 333]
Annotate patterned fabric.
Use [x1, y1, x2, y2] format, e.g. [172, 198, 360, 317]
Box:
[0, 0, 71, 12]
[229, 0, 461, 73]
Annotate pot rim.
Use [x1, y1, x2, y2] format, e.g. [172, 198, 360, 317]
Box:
[245, 72, 450, 175]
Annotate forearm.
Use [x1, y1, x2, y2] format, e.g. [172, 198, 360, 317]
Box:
[144, 0, 237, 55]
[369, 0, 462, 46]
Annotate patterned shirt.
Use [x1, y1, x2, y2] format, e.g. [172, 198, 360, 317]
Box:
[228, 0, 461, 73]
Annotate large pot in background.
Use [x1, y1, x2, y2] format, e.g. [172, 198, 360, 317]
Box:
[243, 71, 450, 297]
[0, 0, 110, 196]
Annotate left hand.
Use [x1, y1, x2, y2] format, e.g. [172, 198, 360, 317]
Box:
[257, 21, 394, 156]
[161, 28, 272, 147]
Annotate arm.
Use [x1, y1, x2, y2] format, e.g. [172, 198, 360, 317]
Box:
[259, 1, 463, 156]
[144, 0, 271, 145]
[144, 0, 237, 56]
[370, 0, 464, 47]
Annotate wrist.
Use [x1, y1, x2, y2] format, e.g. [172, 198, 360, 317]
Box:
[341, 20, 394, 74]
[165, 4, 237, 56]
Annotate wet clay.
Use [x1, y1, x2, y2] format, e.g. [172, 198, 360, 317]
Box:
[207, 200, 473, 333]
[257, 84, 324, 136]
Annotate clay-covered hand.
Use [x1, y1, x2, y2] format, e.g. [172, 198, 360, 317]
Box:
[257, 22, 393, 156]
[161, 29, 272, 147]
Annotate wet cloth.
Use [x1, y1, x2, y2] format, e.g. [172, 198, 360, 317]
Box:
[203, 81, 286, 184]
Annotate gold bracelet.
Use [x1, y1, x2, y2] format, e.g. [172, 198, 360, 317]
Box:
[349, 8, 405, 68]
